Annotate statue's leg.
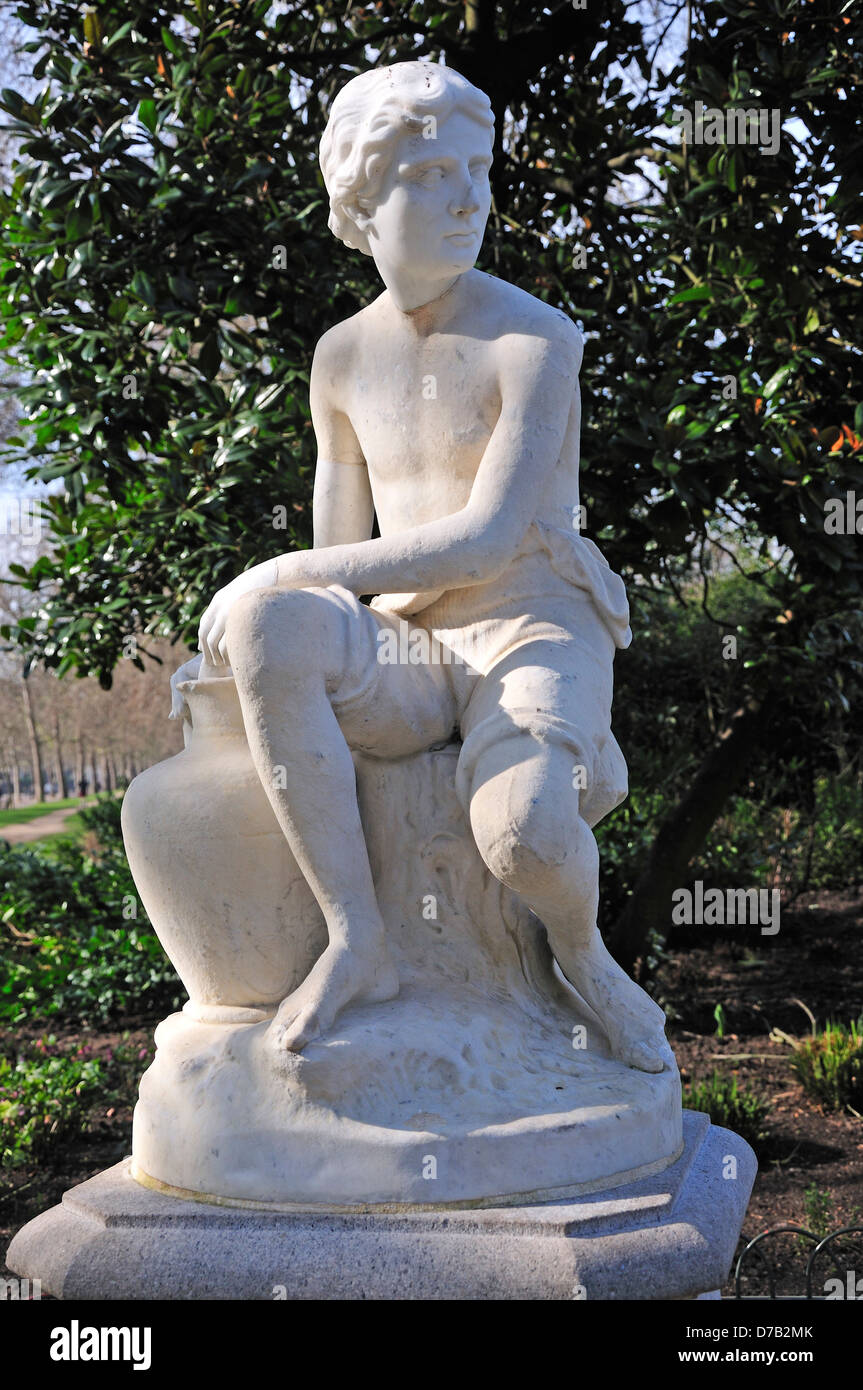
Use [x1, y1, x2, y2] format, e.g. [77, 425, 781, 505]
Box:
[455, 636, 674, 1075]
[224, 584, 462, 1051]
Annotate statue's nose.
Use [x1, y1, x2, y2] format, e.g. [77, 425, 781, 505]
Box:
[450, 179, 481, 216]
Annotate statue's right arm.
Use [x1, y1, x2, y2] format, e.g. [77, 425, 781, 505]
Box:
[195, 328, 374, 668]
[310, 332, 375, 549]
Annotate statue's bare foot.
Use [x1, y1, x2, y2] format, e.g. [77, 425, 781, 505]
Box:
[557, 935, 674, 1074]
[269, 939, 399, 1052]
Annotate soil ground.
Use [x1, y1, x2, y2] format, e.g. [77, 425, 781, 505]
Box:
[2, 885, 861, 1299]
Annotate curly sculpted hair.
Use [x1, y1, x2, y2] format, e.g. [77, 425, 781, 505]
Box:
[319, 62, 494, 257]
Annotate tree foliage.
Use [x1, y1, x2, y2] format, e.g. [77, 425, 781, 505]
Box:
[0, 0, 853, 672]
[0, 0, 861, 961]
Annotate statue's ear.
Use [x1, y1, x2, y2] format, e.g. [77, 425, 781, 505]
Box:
[347, 201, 374, 236]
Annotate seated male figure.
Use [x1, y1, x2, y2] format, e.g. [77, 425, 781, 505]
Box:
[190, 63, 672, 1073]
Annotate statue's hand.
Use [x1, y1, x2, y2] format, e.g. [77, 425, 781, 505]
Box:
[169, 653, 203, 719]
[197, 558, 279, 667]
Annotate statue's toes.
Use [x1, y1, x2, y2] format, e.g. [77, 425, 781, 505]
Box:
[278, 1006, 322, 1053]
[621, 1039, 665, 1073]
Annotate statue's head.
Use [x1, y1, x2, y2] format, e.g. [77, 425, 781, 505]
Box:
[319, 62, 494, 272]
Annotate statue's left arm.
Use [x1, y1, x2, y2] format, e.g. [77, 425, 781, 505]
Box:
[199, 320, 581, 666]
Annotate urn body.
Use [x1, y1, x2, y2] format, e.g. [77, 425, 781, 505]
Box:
[121, 676, 326, 1023]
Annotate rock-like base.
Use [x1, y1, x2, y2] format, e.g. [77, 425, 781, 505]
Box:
[132, 997, 682, 1207]
[8, 1112, 755, 1300]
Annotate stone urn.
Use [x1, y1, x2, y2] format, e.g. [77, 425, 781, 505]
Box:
[120, 674, 327, 1025]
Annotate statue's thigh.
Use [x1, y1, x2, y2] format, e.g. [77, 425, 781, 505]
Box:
[330, 600, 469, 759]
[454, 633, 614, 813]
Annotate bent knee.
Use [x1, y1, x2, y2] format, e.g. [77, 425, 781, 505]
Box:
[471, 808, 584, 897]
[226, 586, 346, 677]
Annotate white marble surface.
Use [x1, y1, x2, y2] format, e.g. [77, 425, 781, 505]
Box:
[125, 741, 681, 1205]
[121, 61, 682, 1208]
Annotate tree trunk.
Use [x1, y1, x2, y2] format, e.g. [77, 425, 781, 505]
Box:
[75, 733, 86, 796]
[21, 678, 45, 804]
[5, 748, 22, 806]
[609, 693, 770, 977]
[53, 710, 69, 798]
[461, 0, 504, 196]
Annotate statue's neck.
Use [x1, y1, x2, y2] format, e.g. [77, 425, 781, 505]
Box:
[377, 268, 467, 327]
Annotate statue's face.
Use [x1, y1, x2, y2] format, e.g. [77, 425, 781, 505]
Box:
[362, 108, 493, 277]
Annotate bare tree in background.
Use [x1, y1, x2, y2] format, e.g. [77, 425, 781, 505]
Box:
[2, 522, 183, 803]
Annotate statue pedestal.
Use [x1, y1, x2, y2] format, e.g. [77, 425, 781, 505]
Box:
[7, 1112, 754, 1300]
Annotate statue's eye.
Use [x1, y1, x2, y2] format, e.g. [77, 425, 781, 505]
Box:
[416, 165, 445, 185]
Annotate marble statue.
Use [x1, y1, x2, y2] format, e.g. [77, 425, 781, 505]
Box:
[187, 61, 669, 1069]
[123, 60, 681, 1207]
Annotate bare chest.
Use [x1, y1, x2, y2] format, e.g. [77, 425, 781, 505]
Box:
[345, 336, 501, 491]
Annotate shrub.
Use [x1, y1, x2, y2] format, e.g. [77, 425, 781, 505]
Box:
[0, 922, 183, 1025]
[596, 787, 666, 934]
[0, 1049, 104, 1166]
[789, 1018, 863, 1114]
[683, 1071, 770, 1153]
[0, 794, 183, 1025]
[692, 795, 773, 889]
[806, 779, 863, 892]
[0, 1034, 155, 1168]
[802, 1183, 837, 1240]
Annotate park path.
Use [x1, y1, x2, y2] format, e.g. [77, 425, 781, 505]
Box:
[0, 805, 85, 845]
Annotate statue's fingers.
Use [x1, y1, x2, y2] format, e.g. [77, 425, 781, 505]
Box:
[198, 612, 214, 659]
[203, 615, 225, 668]
[198, 620, 213, 665]
[216, 632, 230, 666]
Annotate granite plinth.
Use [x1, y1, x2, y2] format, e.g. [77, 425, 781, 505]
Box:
[7, 1111, 755, 1300]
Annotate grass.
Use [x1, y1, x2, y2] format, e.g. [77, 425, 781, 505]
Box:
[788, 1017, 863, 1115]
[683, 1070, 771, 1153]
[0, 798, 84, 828]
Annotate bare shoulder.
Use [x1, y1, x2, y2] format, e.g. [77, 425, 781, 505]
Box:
[471, 272, 583, 376]
[311, 302, 379, 403]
